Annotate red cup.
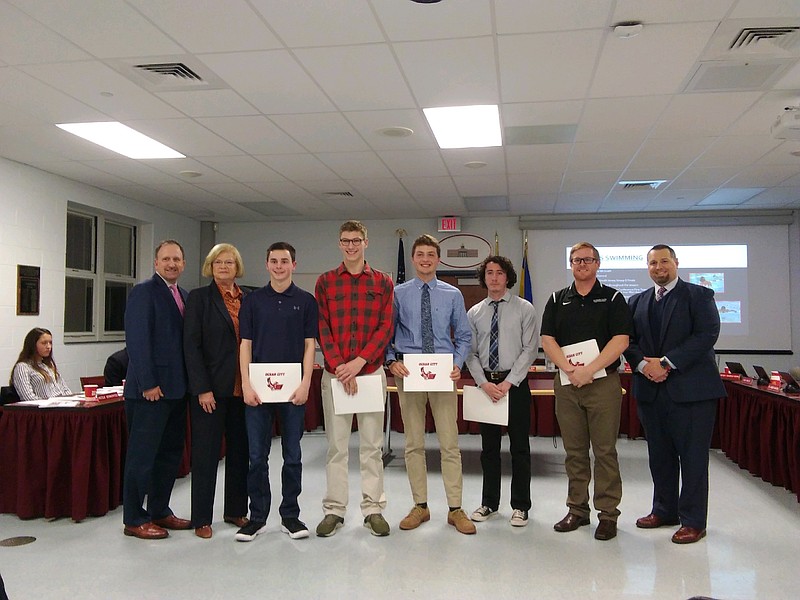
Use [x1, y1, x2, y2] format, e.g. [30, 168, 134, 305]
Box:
[83, 384, 98, 399]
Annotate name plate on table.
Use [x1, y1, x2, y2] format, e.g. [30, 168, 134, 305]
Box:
[332, 373, 384, 415]
[559, 339, 607, 386]
[462, 385, 508, 426]
[402, 353, 454, 392]
[249, 363, 301, 403]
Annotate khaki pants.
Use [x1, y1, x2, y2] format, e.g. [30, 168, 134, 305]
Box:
[320, 369, 387, 518]
[554, 371, 622, 522]
[396, 376, 463, 508]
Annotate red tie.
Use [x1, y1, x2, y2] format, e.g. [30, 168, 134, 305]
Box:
[170, 284, 184, 316]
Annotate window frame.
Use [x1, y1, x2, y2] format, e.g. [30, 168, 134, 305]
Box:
[64, 206, 137, 343]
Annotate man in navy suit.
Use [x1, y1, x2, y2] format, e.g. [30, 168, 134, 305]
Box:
[625, 244, 726, 544]
[122, 240, 192, 539]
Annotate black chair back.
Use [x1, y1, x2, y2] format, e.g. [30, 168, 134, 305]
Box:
[1, 385, 20, 405]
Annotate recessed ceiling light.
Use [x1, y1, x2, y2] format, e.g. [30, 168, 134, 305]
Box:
[464, 161, 487, 169]
[423, 105, 502, 149]
[179, 170, 202, 178]
[378, 126, 414, 138]
[55, 122, 185, 159]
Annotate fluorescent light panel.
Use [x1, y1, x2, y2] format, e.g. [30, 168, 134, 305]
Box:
[56, 122, 184, 159]
[423, 105, 502, 149]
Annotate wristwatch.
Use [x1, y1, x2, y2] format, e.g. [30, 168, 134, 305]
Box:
[384, 359, 396, 368]
[659, 357, 671, 371]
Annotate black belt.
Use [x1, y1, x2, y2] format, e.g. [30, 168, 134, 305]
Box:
[483, 370, 511, 383]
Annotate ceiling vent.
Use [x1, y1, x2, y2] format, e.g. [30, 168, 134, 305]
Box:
[618, 180, 666, 190]
[108, 55, 228, 92]
[729, 27, 799, 50]
[135, 62, 203, 82]
[324, 191, 354, 197]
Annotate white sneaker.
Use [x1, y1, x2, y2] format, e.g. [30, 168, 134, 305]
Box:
[470, 506, 497, 522]
[510, 509, 529, 527]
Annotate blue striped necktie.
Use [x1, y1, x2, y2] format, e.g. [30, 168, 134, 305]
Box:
[421, 283, 434, 353]
[489, 300, 500, 370]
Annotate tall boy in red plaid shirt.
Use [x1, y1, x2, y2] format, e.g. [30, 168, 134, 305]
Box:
[314, 220, 394, 537]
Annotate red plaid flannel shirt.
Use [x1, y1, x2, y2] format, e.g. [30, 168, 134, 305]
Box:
[315, 262, 394, 375]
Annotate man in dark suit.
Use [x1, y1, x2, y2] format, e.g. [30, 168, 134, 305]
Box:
[625, 244, 726, 544]
[122, 240, 192, 540]
[103, 347, 128, 386]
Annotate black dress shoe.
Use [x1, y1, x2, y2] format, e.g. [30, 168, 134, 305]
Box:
[636, 513, 680, 529]
[594, 520, 617, 540]
[553, 513, 590, 532]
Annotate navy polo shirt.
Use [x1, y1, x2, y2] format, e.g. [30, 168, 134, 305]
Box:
[239, 282, 318, 366]
[540, 280, 633, 370]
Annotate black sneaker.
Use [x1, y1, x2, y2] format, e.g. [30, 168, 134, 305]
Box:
[281, 518, 310, 539]
[235, 521, 267, 542]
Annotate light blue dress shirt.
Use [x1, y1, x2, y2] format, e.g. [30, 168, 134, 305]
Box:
[387, 277, 472, 368]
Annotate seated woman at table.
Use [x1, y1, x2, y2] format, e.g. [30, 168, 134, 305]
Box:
[10, 327, 72, 400]
[183, 243, 249, 539]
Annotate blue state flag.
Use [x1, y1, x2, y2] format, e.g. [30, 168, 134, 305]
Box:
[396, 237, 406, 284]
[520, 248, 532, 303]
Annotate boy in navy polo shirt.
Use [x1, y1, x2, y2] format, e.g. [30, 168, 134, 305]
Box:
[235, 242, 318, 542]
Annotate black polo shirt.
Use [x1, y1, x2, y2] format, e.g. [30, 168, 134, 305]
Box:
[540, 280, 633, 370]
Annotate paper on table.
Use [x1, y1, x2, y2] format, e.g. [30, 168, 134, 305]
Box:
[402, 353, 455, 392]
[249, 363, 301, 403]
[559, 339, 607, 386]
[462, 385, 508, 426]
[332, 373, 385, 415]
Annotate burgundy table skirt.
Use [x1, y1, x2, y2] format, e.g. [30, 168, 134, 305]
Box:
[0, 401, 127, 521]
[718, 381, 800, 502]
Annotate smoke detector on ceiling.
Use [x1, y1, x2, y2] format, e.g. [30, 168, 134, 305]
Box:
[771, 108, 800, 140]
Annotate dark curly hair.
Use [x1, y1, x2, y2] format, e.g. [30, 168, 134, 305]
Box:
[477, 255, 517, 289]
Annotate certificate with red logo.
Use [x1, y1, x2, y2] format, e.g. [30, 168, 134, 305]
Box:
[402, 353, 454, 392]
[558, 339, 607, 386]
[249, 363, 301, 403]
[463, 385, 508, 426]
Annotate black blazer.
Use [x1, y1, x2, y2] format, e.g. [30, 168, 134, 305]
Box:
[183, 281, 246, 398]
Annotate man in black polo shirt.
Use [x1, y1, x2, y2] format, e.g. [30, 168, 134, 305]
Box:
[540, 241, 633, 541]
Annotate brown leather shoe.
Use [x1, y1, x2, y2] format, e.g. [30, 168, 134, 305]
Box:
[399, 505, 430, 530]
[152, 515, 192, 530]
[195, 525, 213, 539]
[123, 522, 168, 540]
[447, 509, 477, 535]
[553, 513, 590, 532]
[636, 513, 680, 529]
[594, 520, 617, 540]
[671, 526, 706, 544]
[224, 516, 249, 528]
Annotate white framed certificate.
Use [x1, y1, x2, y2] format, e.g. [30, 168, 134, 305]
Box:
[462, 385, 508, 426]
[559, 339, 607, 386]
[402, 353, 455, 392]
[249, 363, 301, 403]
[332, 373, 385, 415]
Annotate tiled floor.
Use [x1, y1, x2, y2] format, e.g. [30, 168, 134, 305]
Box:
[1, 433, 798, 599]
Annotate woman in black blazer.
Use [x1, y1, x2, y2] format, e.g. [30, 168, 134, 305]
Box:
[183, 243, 249, 538]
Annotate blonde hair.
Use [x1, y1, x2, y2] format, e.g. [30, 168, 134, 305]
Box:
[201, 243, 245, 278]
[569, 241, 600, 261]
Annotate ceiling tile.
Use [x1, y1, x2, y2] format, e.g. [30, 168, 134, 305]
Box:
[577, 96, 671, 142]
[128, 0, 282, 53]
[156, 90, 258, 118]
[129, 118, 243, 156]
[441, 148, 506, 176]
[627, 137, 715, 171]
[377, 149, 448, 178]
[499, 31, 604, 103]
[295, 45, 416, 110]
[270, 113, 369, 153]
[568, 139, 642, 171]
[561, 171, 619, 194]
[613, 0, 736, 23]
[650, 92, 762, 138]
[198, 116, 306, 155]
[496, 0, 613, 34]
[505, 144, 571, 173]
[316, 152, 394, 179]
[250, 0, 383, 47]
[197, 155, 285, 182]
[0, 2, 90, 65]
[395, 38, 499, 107]
[502, 101, 584, 127]
[199, 51, 335, 114]
[258, 154, 339, 181]
[345, 110, 437, 150]
[372, 0, 491, 41]
[693, 135, 783, 168]
[453, 174, 508, 197]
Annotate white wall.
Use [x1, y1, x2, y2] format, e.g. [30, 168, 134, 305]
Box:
[218, 216, 524, 290]
[0, 157, 201, 392]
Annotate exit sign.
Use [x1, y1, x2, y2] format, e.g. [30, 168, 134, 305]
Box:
[438, 216, 461, 232]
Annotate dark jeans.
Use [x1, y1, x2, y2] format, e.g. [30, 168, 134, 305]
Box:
[479, 379, 532, 512]
[190, 395, 249, 527]
[123, 396, 187, 526]
[245, 402, 305, 523]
